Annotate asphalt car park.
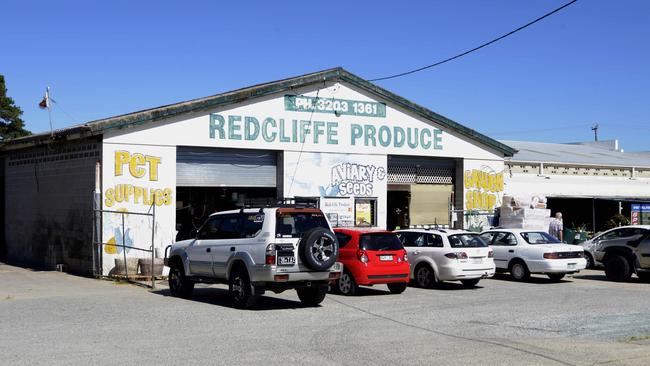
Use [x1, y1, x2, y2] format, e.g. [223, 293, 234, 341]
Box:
[1, 262, 649, 365]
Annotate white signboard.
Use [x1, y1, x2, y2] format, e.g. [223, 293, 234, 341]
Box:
[101, 143, 176, 276]
[321, 197, 354, 227]
[104, 82, 503, 161]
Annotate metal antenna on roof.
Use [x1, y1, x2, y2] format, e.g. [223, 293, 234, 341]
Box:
[591, 124, 599, 141]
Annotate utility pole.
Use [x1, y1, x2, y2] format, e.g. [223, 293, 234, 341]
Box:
[591, 124, 599, 141]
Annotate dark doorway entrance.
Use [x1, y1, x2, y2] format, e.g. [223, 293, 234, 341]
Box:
[387, 189, 410, 231]
[546, 197, 636, 233]
[175, 187, 276, 241]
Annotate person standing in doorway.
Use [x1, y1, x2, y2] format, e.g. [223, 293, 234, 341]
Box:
[549, 212, 564, 241]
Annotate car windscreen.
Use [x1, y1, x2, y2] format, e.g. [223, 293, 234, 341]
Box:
[275, 212, 330, 238]
[448, 234, 488, 248]
[359, 233, 404, 251]
[520, 232, 562, 244]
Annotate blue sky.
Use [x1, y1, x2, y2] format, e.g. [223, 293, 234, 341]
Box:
[2, 0, 649, 150]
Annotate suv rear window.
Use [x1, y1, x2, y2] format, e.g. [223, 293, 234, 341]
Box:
[276, 211, 329, 238]
[448, 234, 487, 248]
[359, 233, 404, 251]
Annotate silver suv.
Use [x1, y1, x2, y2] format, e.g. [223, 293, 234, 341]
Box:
[165, 205, 342, 308]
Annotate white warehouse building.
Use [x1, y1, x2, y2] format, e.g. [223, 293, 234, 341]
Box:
[1, 68, 514, 275]
[503, 139, 650, 232]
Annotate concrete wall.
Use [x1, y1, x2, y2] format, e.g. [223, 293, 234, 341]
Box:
[3, 139, 100, 274]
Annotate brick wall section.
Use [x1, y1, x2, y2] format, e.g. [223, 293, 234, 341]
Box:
[4, 139, 100, 275]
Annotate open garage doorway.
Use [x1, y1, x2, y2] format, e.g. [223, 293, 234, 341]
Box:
[175, 187, 276, 241]
[387, 184, 453, 231]
[387, 188, 410, 230]
[546, 197, 638, 233]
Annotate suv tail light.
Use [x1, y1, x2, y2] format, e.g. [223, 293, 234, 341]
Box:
[445, 252, 468, 260]
[265, 243, 276, 265]
[357, 250, 369, 263]
[488, 250, 494, 258]
[543, 252, 560, 259]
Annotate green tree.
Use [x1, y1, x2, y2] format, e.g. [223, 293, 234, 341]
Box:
[0, 75, 31, 140]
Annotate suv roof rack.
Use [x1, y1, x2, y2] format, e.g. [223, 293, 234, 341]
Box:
[241, 198, 319, 209]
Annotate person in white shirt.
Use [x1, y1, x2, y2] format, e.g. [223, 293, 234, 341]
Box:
[549, 212, 564, 241]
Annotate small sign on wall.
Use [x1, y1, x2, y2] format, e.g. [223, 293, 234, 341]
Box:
[321, 197, 354, 227]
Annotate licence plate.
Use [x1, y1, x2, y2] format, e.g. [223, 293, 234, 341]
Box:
[471, 258, 482, 264]
[277, 256, 295, 266]
[379, 255, 393, 261]
[567, 263, 576, 270]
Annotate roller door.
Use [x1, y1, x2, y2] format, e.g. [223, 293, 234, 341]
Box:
[177, 147, 276, 187]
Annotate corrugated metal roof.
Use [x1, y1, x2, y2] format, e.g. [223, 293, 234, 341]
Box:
[1, 67, 515, 156]
[502, 140, 650, 168]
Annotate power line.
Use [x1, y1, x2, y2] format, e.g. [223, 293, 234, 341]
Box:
[369, 0, 579, 82]
[287, 87, 322, 197]
[51, 98, 82, 124]
[50, 98, 81, 124]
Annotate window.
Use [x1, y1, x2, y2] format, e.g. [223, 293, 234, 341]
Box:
[427, 234, 444, 247]
[599, 229, 622, 241]
[397, 232, 421, 247]
[397, 232, 443, 248]
[619, 228, 648, 239]
[276, 210, 330, 238]
[197, 216, 222, 240]
[335, 233, 353, 248]
[215, 215, 241, 239]
[492, 232, 517, 246]
[241, 213, 264, 238]
[520, 232, 561, 244]
[355, 198, 377, 227]
[479, 232, 495, 245]
[359, 233, 404, 251]
[448, 234, 488, 248]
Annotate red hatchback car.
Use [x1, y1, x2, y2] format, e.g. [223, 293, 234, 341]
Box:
[333, 228, 410, 295]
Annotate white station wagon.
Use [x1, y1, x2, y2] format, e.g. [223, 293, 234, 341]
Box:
[396, 229, 495, 288]
[480, 229, 587, 282]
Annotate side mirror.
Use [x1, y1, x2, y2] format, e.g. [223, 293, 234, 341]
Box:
[190, 228, 198, 239]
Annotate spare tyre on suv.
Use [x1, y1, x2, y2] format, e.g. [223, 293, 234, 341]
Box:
[165, 204, 342, 308]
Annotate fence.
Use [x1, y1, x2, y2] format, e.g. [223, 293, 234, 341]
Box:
[92, 202, 157, 288]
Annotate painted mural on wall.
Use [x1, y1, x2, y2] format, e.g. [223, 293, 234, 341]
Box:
[284, 151, 388, 228]
[101, 143, 176, 276]
[463, 159, 505, 232]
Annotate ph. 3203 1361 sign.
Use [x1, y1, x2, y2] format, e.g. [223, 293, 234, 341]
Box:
[284, 95, 386, 118]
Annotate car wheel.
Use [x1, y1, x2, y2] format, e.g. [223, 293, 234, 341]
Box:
[584, 252, 594, 269]
[509, 261, 530, 281]
[387, 283, 407, 294]
[168, 262, 194, 298]
[604, 255, 632, 282]
[337, 270, 358, 296]
[547, 273, 565, 282]
[636, 272, 650, 282]
[229, 266, 261, 309]
[415, 264, 438, 288]
[297, 285, 328, 306]
[299, 228, 339, 271]
[461, 279, 480, 288]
